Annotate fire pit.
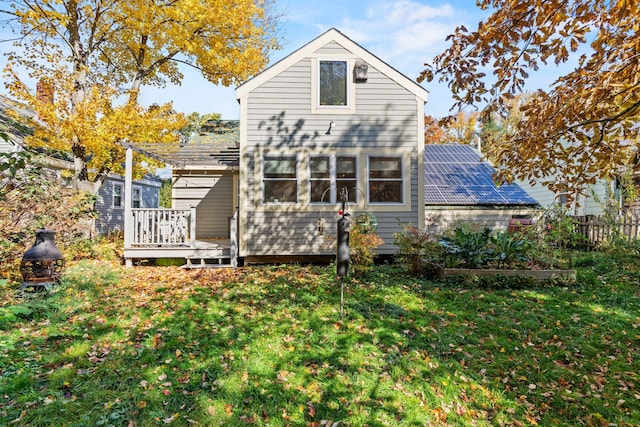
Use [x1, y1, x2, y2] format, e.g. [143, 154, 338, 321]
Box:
[20, 228, 65, 290]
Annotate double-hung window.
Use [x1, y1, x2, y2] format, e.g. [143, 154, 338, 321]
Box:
[309, 155, 358, 204]
[368, 157, 403, 203]
[336, 156, 357, 203]
[263, 156, 298, 203]
[310, 156, 331, 203]
[113, 183, 123, 208]
[132, 187, 141, 208]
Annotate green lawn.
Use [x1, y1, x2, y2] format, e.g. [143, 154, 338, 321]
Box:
[1, 250, 639, 426]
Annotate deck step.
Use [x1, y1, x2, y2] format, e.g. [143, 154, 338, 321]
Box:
[182, 257, 234, 269]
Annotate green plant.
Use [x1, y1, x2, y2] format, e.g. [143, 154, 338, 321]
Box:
[0, 305, 33, 327]
[440, 226, 492, 268]
[540, 204, 584, 249]
[527, 205, 586, 268]
[490, 230, 532, 268]
[159, 178, 172, 208]
[349, 226, 384, 276]
[0, 151, 98, 280]
[392, 222, 443, 276]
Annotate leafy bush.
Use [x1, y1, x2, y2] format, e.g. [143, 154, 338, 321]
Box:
[539, 204, 585, 249]
[349, 226, 384, 277]
[0, 151, 98, 281]
[440, 226, 492, 268]
[491, 230, 532, 268]
[392, 222, 443, 276]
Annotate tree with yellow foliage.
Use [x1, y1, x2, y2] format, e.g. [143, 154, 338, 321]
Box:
[423, 115, 446, 144]
[424, 112, 479, 146]
[420, 0, 639, 199]
[1, 0, 280, 194]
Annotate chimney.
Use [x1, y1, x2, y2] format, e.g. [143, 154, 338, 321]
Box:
[36, 79, 54, 104]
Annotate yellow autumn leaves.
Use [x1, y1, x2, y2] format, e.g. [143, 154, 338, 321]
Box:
[4, 0, 280, 190]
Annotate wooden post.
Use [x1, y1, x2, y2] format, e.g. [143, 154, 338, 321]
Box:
[190, 206, 197, 248]
[230, 209, 238, 268]
[124, 147, 133, 267]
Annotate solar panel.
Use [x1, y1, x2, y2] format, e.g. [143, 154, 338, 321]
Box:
[424, 144, 538, 206]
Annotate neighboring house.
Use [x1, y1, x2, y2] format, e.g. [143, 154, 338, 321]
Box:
[120, 28, 429, 266]
[424, 144, 539, 234]
[516, 178, 616, 216]
[0, 94, 160, 234]
[95, 174, 162, 235]
[0, 95, 31, 153]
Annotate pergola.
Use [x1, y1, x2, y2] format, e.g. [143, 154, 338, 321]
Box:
[118, 120, 240, 267]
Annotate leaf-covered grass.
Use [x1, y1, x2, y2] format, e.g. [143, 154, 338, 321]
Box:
[1, 252, 639, 426]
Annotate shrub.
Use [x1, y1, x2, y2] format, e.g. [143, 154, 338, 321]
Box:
[490, 230, 532, 268]
[440, 226, 492, 268]
[539, 204, 585, 249]
[0, 151, 98, 281]
[392, 223, 443, 276]
[349, 226, 384, 277]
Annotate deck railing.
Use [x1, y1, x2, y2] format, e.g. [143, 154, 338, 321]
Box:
[130, 207, 194, 246]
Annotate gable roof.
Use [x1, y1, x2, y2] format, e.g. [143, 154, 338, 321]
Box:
[236, 28, 429, 102]
[424, 144, 538, 206]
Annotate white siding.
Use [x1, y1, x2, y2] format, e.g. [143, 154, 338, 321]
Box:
[0, 138, 17, 153]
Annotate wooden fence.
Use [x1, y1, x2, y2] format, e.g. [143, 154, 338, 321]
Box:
[574, 214, 640, 246]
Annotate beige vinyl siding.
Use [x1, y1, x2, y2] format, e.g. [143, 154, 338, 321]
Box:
[242, 156, 420, 255]
[238, 32, 426, 257]
[173, 171, 234, 238]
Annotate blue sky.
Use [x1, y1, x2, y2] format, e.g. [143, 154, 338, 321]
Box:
[0, 1, 567, 119]
[140, 0, 489, 119]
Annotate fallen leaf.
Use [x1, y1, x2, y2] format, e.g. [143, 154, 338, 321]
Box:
[306, 401, 317, 418]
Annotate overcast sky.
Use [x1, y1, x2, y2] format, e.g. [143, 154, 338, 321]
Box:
[0, 1, 568, 119]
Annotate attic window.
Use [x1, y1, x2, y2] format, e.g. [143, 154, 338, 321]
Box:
[319, 60, 347, 106]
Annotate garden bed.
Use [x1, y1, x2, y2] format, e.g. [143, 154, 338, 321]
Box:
[439, 267, 576, 281]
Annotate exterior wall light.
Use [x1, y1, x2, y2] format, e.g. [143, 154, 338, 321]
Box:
[354, 61, 368, 81]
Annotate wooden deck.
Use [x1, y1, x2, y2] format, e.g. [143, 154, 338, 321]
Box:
[124, 206, 238, 268]
[124, 238, 232, 266]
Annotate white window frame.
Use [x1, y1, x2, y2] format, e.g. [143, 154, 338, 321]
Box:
[309, 155, 332, 204]
[308, 155, 359, 205]
[311, 58, 356, 114]
[262, 155, 299, 204]
[367, 156, 404, 204]
[112, 182, 124, 208]
[335, 155, 358, 204]
[132, 186, 141, 208]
